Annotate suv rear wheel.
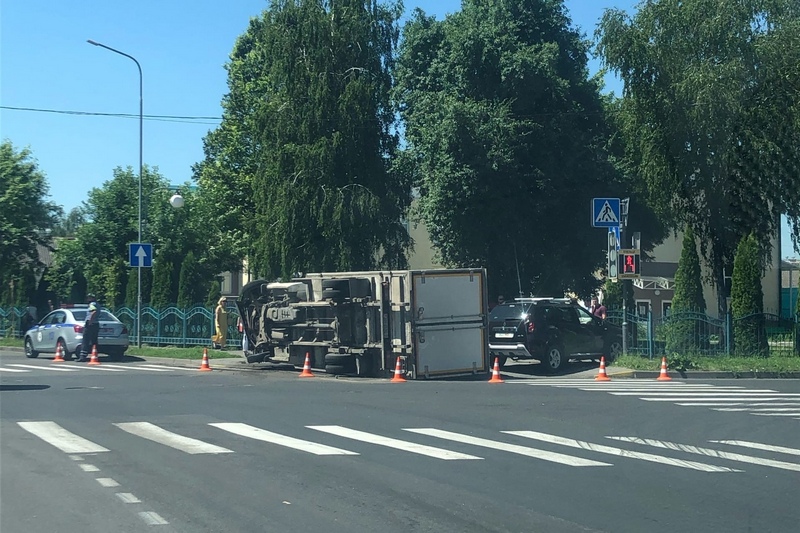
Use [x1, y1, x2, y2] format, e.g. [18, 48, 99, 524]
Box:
[543, 344, 567, 373]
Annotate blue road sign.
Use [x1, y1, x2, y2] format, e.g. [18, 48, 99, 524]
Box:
[592, 198, 621, 227]
[609, 226, 620, 251]
[129, 243, 153, 268]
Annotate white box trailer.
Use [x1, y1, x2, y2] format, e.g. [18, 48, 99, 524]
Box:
[236, 268, 489, 379]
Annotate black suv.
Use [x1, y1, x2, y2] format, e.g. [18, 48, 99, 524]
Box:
[488, 298, 622, 373]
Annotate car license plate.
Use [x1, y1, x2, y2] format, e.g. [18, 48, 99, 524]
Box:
[100, 328, 115, 336]
[495, 333, 514, 338]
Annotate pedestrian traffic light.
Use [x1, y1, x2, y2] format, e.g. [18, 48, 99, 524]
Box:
[619, 250, 641, 278]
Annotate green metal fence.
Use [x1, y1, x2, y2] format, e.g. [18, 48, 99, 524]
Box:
[1, 305, 243, 349]
[606, 308, 799, 358]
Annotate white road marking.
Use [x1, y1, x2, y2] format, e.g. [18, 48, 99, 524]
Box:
[752, 412, 800, 417]
[17, 421, 109, 454]
[576, 387, 747, 392]
[210, 423, 358, 456]
[101, 364, 173, 372]
[676, 402, 800, 407]
[642, 397, 790, 402]
[115, 422, 234, 454]
[404, 428, 610, 467]
[116, 493, 142, 504]
[307, 425, 482, 460]
[714, 408, 800, 412]
[504, 430, 739, 472]
[8, 364, 79, 372]
[607, 436, 800, 472]
[518, 380, 707, 386]
[71, 365, 127, 372]
[138, 511, 169, 525]
[611, 391, 789, 396]
[79, 464, 100, 472]
[709, 440, 800, 457]
[0, 367, 30, 373]
[139, 364, 194, 371]
[96, 477, 120, 487]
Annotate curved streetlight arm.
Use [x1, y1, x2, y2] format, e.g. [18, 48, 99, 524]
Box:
[88, 38, 144, 348]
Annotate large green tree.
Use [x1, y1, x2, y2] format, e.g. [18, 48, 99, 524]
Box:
[0, 141, 62, 306]
[195, 0, 411, 280]
[394, 0, 650, 297]
[596, 0, 800, 317]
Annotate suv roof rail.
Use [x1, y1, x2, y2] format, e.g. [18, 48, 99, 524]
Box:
[513, 297, 573, 303]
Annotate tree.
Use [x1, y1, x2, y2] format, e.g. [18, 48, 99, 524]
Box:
[731, 233, 768, 356]
[596, 0, 800, 317]
[195, 0, 411, 280]
[0, 141, 62, 305]
[206, 280, 221, 308]
[177, 251, 204, 308]
[666, 226, 706, 353]
[394, 0, 658, 297]
[151, 257, 174, 309]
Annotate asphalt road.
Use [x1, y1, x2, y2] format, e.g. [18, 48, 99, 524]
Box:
[2, 349, 799, 533]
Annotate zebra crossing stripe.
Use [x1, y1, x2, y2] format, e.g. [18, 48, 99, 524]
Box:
[642, 397, 789, 402]
[8, 364, 79, 372]
[307, 425, 482, 460]
[115, 422, 234, 454]
[503, 430, 739, 472]
[102, 364, 173, 372]
[17, 421, 109, 454]
[611, 391, 789, 396]
[209, 423, 358, 456]
[677, 402, 800, 407]
[714, 407, 800, 412]
[0, 367, 30, 372]
[607, 436, 800, 472]
[403, 428, 610, 467]
[709, 440, 800, 457]
[140, 364, 195, 371]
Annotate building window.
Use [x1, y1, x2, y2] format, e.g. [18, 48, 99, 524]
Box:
[662, 301, 672, 317]
[636, 300, 651, 317]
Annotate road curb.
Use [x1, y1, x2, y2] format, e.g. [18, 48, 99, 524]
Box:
[629, 370, 800, 379]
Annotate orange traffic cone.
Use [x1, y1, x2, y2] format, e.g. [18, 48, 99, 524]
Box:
[595, 356, 611, 381]
[199, 348, 212, 372]
[657, 356, 672, 381]
[299, 352, 314, 378]
[53, 344, 65, 362]
[390, 357, 407, 382]
[488, 357, 504, 383]
[87, 345, 101, 365]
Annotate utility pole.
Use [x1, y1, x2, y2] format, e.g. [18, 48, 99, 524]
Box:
[620, 198, 630, 354]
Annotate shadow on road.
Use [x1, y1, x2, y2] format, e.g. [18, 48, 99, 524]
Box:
[0, 384, 50, 392]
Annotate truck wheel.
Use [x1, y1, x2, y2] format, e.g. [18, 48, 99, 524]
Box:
[322, 289, 343, 300]
[325, 353, 354, 366]
[325, 364, 349, 375]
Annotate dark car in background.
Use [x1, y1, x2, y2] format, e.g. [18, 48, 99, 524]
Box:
[488, 298, 622, 373]
[23, 305, 130, 360]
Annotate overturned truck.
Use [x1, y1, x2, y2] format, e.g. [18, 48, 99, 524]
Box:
[237, 269, 489, 379]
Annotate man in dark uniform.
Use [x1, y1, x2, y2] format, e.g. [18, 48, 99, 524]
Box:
[78, 302, 100, 362]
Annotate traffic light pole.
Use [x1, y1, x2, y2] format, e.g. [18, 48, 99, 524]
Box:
[620, 199, 629, 355]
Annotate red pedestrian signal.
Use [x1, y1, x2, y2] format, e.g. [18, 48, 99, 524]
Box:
[619, 251, 641, 278]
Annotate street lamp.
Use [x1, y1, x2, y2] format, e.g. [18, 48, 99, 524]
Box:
[87, 39, 144, 347]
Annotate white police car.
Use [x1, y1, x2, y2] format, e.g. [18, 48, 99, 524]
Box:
[23, 304, 130, 360]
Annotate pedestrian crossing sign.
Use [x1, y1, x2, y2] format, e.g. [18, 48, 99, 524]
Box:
[592, 198, 621, 227]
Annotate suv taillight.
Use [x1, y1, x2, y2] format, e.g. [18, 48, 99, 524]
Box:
[121, 325, 128, 334]
[527, 322, 535, 333]
[73, 324, 84, 333]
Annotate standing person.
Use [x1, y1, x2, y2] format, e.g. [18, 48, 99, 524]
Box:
[78, 302, 100, 362]
[590, 297, 607, 320]
[237, 315, 249, 355]
[211, 297, 229, 349]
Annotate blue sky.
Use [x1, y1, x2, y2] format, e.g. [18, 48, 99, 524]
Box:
[1, 0, 796, 258]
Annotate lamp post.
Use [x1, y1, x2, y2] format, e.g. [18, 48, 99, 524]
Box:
[87, 39, 144, 347]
